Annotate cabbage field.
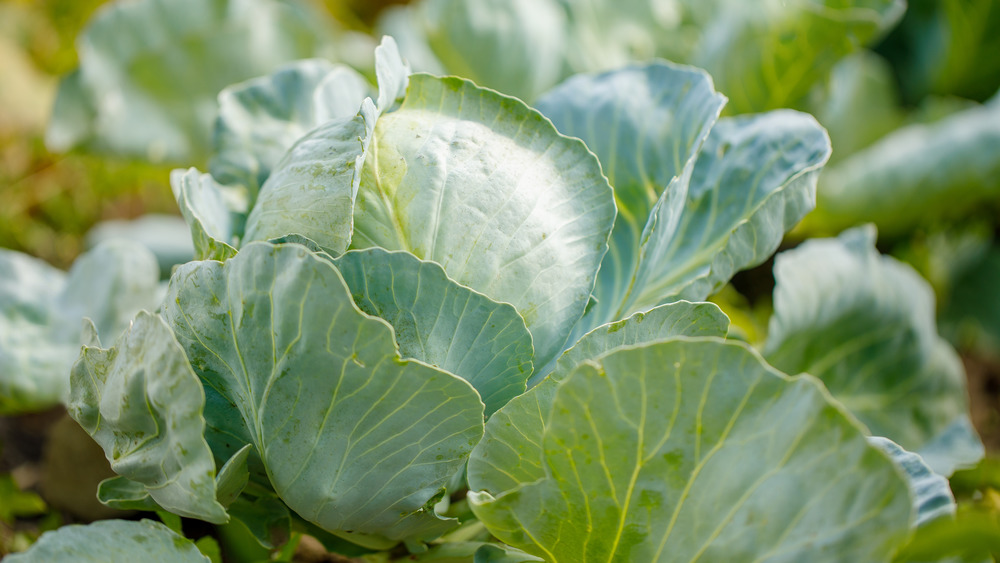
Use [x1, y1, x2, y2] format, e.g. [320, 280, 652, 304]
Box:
[1, 0, 999, 561]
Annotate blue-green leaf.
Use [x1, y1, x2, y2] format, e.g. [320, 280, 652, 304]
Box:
[210, 59, 371, 195]
[171, 168, 248, 261]
[69, 311, 228, 523]
[162, 242, 484, 541]
[46, 0, 340, 162]
[691, 0, 905, 113]
[418, 0, 568, 102]
[869, 437, 955, 528]
[627, 110, 829, 312]
[5, 519, 209, 562]
[1, 241, 160, 414]
[764, 227, 984, 475]
[470, 302, 729, 494]
[332, 248, 533, 415]
[535, 62, 726, 333]
[811, 93, 1000, 236]
[242, 37, 408, 255]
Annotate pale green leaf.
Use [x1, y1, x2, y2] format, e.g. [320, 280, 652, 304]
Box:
[243, 37, 409, 254]
[1, 241, 160, 414]
[535, 62, 726, 332]
[215, 444, 253, 508]
[85, 214, 195, 275]
[96, 476, 161, 511]
[4, 519, 209, 562]
[0, 250, 71, 413]
[470, 338, 912, 562]
[45, 69, 95, 153]
[375, 6, 447, 77]
[46, 0, 335, 162]
[162, 242, 484, 540]
[418, 0, 568, 102]
[626, 110, 830, 312]
[381, 0, 901, 112]
[469, 302, 729, 495]
[352, 73, 616, 369]
[811, 94, 1000, 236]
[332, 248, 533, 415]
[171, 168, 248, 261]
[68, 311, 228, 523]
[228, 492, 291, 549]
[475, 544, 545, 563]
[764, 227, 983, 475]
[869, 437, 955, 528]
[210, 59, 371, 194]
[809, 52, 905, 164]
[692, 0, 905, 113]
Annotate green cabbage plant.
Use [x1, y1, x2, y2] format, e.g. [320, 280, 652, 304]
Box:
[8, 36, 982, 562]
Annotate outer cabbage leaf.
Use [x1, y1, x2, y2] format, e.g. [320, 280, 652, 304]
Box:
[171, 168, 249, 261]
[764, 227, 983, 475]
[210, 59, 371, 194]
[692, 0, 905, 113]
[0, 241, 160, 414]
[46, 0, 337, 162]
[469, 338, 912, 562]
[352, 73, 616, 370]
[4, 519, 209, 562]
[69, 312, 228, 523]
[242, 37, 409, 255]
[809, 94, 1000, 236]
[869, 437, 955, 528]
[332, 248, 533, 416]
[626, 110, 830, 314]
[162, 242, 484, 541]
[469, 302, 729, 495]
[535, 62, 726, 332]
[95, 443, 252, 513]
